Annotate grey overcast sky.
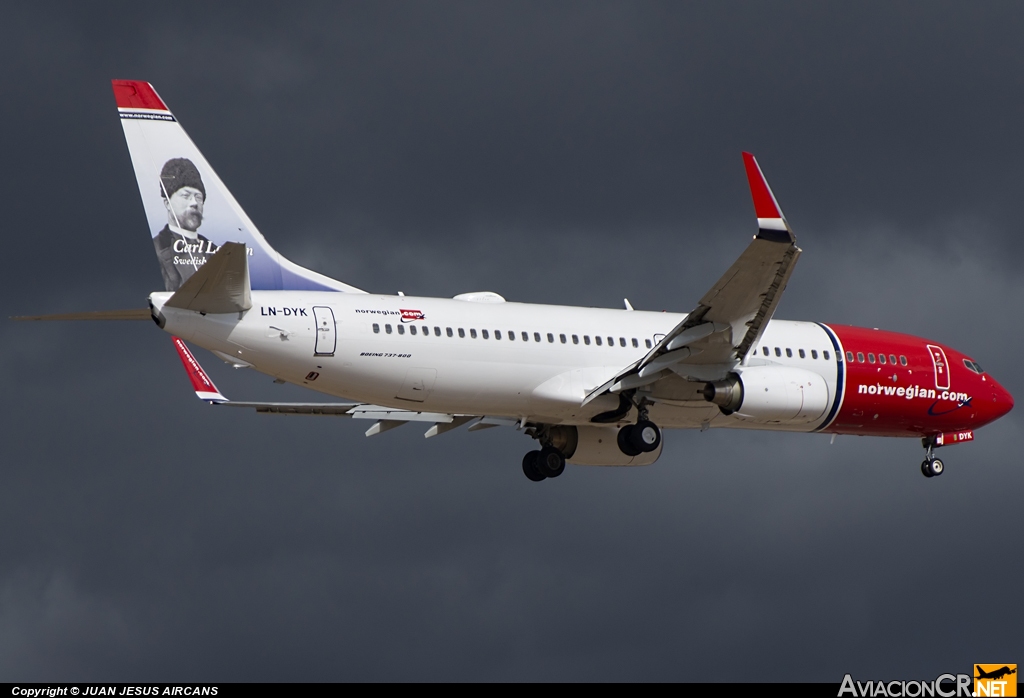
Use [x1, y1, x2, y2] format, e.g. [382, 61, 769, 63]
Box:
[1, 1, 1021, 681]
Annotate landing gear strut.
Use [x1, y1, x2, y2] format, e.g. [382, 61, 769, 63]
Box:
[920, 437, 945, 478]
[617, 400, 662, 457]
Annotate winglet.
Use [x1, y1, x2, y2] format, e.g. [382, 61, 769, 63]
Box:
[172, 337, 227, 402]
[742, 152, 794, 243]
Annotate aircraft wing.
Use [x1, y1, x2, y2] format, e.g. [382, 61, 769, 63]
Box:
[171, 336, 484, 438]
[586, 153, 801, 402]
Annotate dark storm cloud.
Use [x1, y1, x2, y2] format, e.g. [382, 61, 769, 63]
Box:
[0, 1, 1021, 681]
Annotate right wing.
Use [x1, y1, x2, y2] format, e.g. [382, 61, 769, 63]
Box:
[586, 153, 802, 402]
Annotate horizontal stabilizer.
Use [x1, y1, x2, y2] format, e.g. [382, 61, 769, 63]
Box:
[165, 242, 251, 314]
[11, 309, 152, 321]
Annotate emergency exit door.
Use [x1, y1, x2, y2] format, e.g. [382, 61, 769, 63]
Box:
[313, 306, 336, 356]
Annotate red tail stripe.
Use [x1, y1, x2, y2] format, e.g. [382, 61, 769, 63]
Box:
[742, 152, 781, 220]
[111, 80, 168, 111]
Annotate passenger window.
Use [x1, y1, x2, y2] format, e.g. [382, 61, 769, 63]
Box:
[459, 328, 466, 338]
[508, 331, 514, 341]
[889, 354, 896, 364]
[632, 338, 638, 348]
[547, 333, 555, 343]
[878, 354, 886, 364]
[775, 347, 781, 357]
[868, 353, 875, 363]
[584, 335, 591, 345]
[573, 335, 579, 345]
[534, 332, 541, 342]
[434, 327, 441, 336]
[596, 336, 603, 346]
[900, 355, 907, 366]
[619, 338, 626, 347]
[372, 323, 380, 334]
[410, 325, 417, 335]
[824, 351, 830, 361]
[763, 347, 769, 356]
[857, 352, 865, 363]
[559, 334, 566, 344]
[522, 331, 529, 341]
[811, 349, 818, 359]
[397, 325, 405, 335]
[494, 330, 501, 340]
[607, 337, 614, 346]
[385, 324, 393, 334]
[786, 348, 792, 358]
[446, 327, 453, 337]
[798, 349, 805, 359]
[846, 351, 854, 362]
[481, 329, 488, 339]
[645, 339, 652, 348]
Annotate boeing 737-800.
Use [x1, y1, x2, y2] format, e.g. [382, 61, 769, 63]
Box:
[17, 80, 1015, 482]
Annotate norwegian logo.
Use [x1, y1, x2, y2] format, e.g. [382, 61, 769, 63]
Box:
[400, 309, 426, 323]
[975, 664, 1017, 697]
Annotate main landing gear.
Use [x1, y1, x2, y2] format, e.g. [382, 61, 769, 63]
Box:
[522, 447, 566, 481]
[920, 437, 945, 478]
[617, 400, 662, 457]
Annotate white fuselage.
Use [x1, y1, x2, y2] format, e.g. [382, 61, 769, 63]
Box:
[152, 291, 842, 433]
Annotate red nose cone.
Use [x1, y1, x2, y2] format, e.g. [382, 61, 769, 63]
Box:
[993, 381, 1014, 419]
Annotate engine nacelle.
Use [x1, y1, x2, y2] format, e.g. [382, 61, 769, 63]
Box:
[548, 425, 662, 466]
[703, 366, 829, 425]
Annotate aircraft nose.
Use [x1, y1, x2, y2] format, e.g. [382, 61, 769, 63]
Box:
[990, 379, 1014, 419]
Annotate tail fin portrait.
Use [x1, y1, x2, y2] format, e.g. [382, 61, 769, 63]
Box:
[112, 80, 365, 295]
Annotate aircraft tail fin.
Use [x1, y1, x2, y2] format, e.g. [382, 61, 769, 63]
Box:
[112, 80, 366, 295]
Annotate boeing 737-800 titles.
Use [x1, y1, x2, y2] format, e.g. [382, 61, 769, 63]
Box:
[17, 80, 1015, 482]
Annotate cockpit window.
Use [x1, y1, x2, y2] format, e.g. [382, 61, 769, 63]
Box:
[964, 359, 985, 374]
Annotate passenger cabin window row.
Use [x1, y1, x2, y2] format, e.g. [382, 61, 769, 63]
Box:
[760, 346, 831, 361]
[845, 351, 908, 366]
[371, 323, 654, 348]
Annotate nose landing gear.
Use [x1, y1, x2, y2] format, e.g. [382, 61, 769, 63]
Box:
[920, 436, 945, 478]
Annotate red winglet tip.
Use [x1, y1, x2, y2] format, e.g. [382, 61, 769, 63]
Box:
[111, 80, 168, 111]
[172, 337, 222, 397]
[742, 152, 782, 220]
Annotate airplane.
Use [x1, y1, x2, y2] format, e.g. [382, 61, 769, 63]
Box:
[15, 80, 1014, 482]
[975, 666, 1016, 681]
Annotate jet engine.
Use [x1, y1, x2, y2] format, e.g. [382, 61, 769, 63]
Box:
[703, 366, 829, 425]
[547, 425, 662, 466]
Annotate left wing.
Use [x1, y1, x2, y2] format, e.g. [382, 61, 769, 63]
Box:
[586, 153, 801, 402]
[171, 337, 484, 438]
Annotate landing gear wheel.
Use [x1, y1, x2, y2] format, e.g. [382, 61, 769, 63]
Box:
[537, 446, 566, 478]
[618, 425, 642, 457]
[630, 420, 662, 453]
[522, 450, 546, 481]
[921, 457, 944, 478]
